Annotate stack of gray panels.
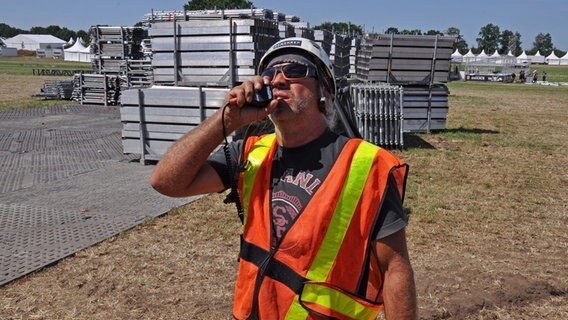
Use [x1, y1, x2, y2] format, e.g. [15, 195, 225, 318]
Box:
[357, 34, 454, 84]
[127, 60, 153, 87]
[289, 22, 314, 40]
[120, 86, 229, 160]
[349, 37, 361, 78]
[278, 22, 296, 39]
[350, 83, 404, 148]
[90, 26, 145, 74]
[36, 80, 74, 100]
[402, 84, 449, 132]
[143, 9, 275, 24]
[149, 18, 279, 86]
[73, 73, 120, 106]
[330, 34, 352, 79]
[313, 29, 333, 55]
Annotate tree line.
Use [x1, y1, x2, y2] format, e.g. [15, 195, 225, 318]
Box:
[0, 23, 90, 45]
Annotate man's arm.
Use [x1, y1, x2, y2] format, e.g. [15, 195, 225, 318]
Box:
[375, 228, 417, 320]
[150, 77, 276, 197]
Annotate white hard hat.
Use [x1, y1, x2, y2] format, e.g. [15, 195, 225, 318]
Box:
[258, 37, 336, 99]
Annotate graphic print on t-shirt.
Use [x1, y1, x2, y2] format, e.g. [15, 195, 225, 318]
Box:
[271, 168, 322, 249]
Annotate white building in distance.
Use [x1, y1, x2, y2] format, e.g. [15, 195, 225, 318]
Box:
[3, 34, 67, 51]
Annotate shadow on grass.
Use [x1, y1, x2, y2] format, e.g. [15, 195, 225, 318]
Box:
[441, 127, 500, 135]
[403, 127, 500, 150]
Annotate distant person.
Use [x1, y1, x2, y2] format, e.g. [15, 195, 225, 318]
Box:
[511, 72, 516, 83]
[532, 70, 538, 83]
[542, 71, 547, 82]
[519, 69, 526, 83]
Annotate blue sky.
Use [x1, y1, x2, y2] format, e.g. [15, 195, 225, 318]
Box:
[1, 0, 567, 50]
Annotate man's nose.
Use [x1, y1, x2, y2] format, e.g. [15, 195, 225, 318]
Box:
[270, 69, 287, 87]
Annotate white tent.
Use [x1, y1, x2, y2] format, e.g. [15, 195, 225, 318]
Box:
[517, 51, 529, 64]
[78, 37, 87, 47]
[67, 37, 75, 46]
[64, 40, 87, 62]
[489, 51, 502, 64]
[560, 52, 568, 65]
[3, 34, 66, 51]
[546, 52, 561, 65]
[451, 49, 463, 63]
[78, 44, 94, 62]
[477, 49, 489, 60]
[463, 49, 477, 63]
[530, 50, 545, 64]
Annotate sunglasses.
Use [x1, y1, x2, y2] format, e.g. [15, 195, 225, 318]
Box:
[261, 63, 317, 81]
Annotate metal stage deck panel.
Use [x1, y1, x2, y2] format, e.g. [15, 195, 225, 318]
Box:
[0, 105, 192, 286]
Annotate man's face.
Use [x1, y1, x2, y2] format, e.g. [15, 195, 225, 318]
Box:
[263, 63, 321, 123]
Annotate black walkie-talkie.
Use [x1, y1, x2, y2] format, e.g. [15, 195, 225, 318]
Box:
[249, 86, 273, 108]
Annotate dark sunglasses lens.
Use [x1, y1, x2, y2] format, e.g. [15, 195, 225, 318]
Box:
[282, 64, 309, 78]
[261, 68, 276, 78]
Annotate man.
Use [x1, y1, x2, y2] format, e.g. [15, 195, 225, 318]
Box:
[150, 38, 417, 319]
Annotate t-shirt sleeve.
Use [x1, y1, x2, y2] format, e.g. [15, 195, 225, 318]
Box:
[207, 139, 243, 190]
[372, 173, 408, 240]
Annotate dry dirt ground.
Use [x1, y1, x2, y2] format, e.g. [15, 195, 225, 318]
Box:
[0, 83, 567, 319]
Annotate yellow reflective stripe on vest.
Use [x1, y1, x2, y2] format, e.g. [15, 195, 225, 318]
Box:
[285, 141, 379, 319]
[306, 141, 378, 281]
[242, 134, 275, 223]
[301, 283, 380, 319]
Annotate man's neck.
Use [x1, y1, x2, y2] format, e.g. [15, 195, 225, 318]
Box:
[274, 116, 328, 148]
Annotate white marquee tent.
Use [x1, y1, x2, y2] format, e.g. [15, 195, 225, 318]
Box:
[546, 52, 561, 65]
[530, 50, 545, 64]
[560, 52, 568, 65]
[463, 49, 477, 63]
[477, 49, 489, 60]
[451, 49, 463, 63]
[64, 40, 93, 62]
[3, 34, 66, 51]
[517, 51, 529, 64]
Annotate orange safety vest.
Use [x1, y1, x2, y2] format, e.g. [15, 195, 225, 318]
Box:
[234, 133, 408, 320]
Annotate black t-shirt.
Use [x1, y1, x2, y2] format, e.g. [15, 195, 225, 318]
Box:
[208, 129, 407, 248]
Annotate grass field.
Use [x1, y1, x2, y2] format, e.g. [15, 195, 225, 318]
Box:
[0, 71, 567, 319]
[0, 57, 90, 110]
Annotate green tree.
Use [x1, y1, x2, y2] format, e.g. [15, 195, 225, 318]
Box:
[399, 29, 422, 35]
[532, 32, 553, 56]
[30, 26, 48, 34]
[499, 30, 522, 55]
[476, 23, 500, 53]
[0, 23, 27, 38]
[425, 29, 443, 36]
[554, 48, 566, 57]
[313, 22, 363, 36]
[384, 27, 399, 34]
[184, 0, 254, 10]
[76, 30, 90, 45]
[445, 27, 468, 54]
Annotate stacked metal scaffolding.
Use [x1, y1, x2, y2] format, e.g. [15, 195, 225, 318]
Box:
[143, 8, 275, 24]
[402, 84, 449, 132]
[32, 80, 74, 100]
[313, 29, 333, 55]
[120, 86, 229, 161]
[356, 34, 454, 84]
[90, 26, 145, 74]
[355, 34, 454, 133]
[72, 73, 121, 106]
[349, 37, 361, 78]
[289, 22, 314, 40]
[149, 18, 279, 86]
[126, 60, 153, 87]
[350, 83, 404, 148]
[330, 34, 352, 78]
